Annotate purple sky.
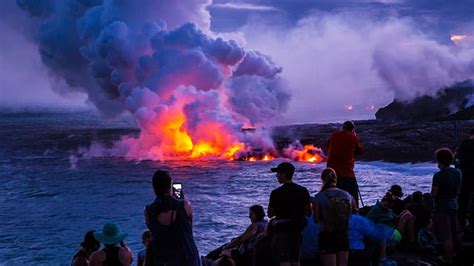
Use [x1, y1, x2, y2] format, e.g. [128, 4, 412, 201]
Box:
[1, 0, 473, 123]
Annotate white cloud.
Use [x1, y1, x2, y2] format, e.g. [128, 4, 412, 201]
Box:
[241, 15, 474, 123]
[211, 3, 279, 11]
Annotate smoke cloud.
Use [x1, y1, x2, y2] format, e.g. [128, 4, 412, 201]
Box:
[9, 0, 290, 160]
[241, 13, 474, 123]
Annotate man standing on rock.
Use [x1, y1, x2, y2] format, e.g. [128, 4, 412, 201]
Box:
[456, 129, 474, 232]
[326, 121, 363, 207]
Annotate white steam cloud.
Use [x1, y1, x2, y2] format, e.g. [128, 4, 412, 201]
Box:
[242, 14, 474, 123]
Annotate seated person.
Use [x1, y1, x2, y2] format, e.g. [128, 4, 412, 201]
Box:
[417, 219, 439, 255]
[349, 213, 399, 266]
[88, 222, 133, 266]
[367, 192, 415, 263]
[137, 230, 151, 266]
[368, 192, 415, 243]
[405, 191, 431, 236]
[367, 193, 397, 227]
[388, 185, 405, 216]
[206, 205, 268, 265]
[72, 230, 100, 266]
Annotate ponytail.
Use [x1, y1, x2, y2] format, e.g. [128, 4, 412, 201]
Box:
[320, 168, 337, 192]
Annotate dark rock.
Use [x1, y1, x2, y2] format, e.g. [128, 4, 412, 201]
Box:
[272, 120, 474, 163]
[375, 82, 474, 121]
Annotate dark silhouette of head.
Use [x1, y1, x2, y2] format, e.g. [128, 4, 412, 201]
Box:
[271, 162, 295, 182]
[342, 121, 355, 131]
[249, 205, 265, 222]
[152, 170, 172, 197]
[381, 192, 394, 209]
[412, 191, 423, 203]
[81, 230, 100, 251]
[435, 148, 454, 167]
[388, 185, 403, 198]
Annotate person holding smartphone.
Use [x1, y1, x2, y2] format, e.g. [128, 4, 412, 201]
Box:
[144, 170, 200, 266]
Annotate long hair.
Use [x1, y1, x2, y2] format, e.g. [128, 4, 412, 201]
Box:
[249, 205, 265, 222]
[320, 168, 337, 191]
[152, 170, 172, 197]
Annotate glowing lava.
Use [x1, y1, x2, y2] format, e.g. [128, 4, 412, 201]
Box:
[451, 34, 468, 43]
[295, 145, 325, 163]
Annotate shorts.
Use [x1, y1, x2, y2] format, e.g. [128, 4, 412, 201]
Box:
[336, 176, 359, 207]
[318, 231, 349, 254]
[271, 231, 302, 263]
[433, 211, 459, 241]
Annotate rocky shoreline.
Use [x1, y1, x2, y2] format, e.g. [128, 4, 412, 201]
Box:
[272, 119, 474, 163]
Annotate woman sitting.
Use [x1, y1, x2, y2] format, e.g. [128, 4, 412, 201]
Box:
[88, 222, 133, 266]
[205, 205, 268, 265]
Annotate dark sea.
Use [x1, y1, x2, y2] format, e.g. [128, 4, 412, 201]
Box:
[0, 111, 436, 265]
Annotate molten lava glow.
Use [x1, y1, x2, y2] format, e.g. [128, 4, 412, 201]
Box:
[450, 34, 467, 43]
[344, 104, 353, 111]
[295, 145, 325, 163]
[148, 107, 247, 159]
[159, 110, 194, 154]
[133, 95, 325, 162]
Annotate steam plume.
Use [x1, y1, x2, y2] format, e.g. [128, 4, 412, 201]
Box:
[14, 0, 290, 160]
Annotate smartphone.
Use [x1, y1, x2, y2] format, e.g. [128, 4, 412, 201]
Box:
[172, 182, 183, 199]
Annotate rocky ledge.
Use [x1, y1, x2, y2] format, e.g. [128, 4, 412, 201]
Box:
[272, 119, 474, 163]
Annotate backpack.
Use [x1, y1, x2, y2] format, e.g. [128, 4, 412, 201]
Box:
[323, 190, 351, 232]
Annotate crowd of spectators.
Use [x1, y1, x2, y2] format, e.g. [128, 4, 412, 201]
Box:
[71, 126, 473, 266]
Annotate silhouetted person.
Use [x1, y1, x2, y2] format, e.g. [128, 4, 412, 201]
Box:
[72, 230, 100, 266]
[456, 129, 474, 231]
[326, 121, 363, 207]
[268, 162, 311, 266]
[144, 170, 200, 266]
[89, 222, 133, 266]
[137, 231, 151, 266]
[431, 148, 462, 264]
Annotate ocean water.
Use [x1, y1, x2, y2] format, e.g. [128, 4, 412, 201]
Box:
[0, 111, 437, 265]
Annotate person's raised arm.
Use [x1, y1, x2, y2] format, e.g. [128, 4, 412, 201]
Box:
[119, 242, 134, 266]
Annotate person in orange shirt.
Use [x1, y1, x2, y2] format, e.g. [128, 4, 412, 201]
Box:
[326, 121, 363, 207]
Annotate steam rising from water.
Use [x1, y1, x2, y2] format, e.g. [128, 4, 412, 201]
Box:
[242, 15, 474, 123]
[13, 0, 290, 160]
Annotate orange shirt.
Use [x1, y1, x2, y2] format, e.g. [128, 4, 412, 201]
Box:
[326, 130, 363, 178]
